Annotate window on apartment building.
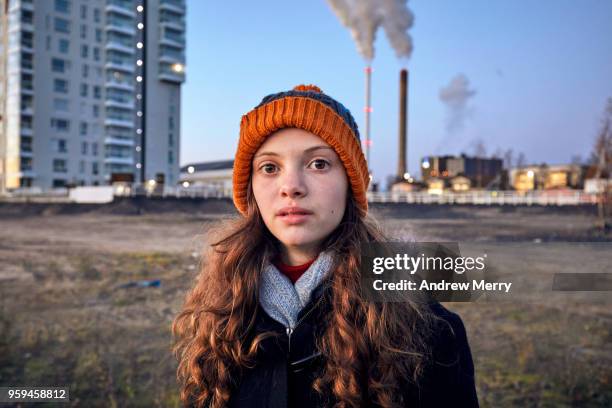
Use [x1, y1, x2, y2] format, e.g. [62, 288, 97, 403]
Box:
[168, 133, 174, 147]
[53, 179, 67, 187]
[20, 157, 33, 171]
[51, 139, 67, 153]
[81, 44, 88, 58]
[50, 118, 70, 132]
[53, 159, 67, 173]
[80, 83, 88, 97]
[54, 17, 70, 34]
[93, 86, 101, 99]
[21, 9, 33, 25]
[80, 5, 87, 19]
[95, 29, 103, 43]
[80, 24, 87, 39]
[79, 161, 85, 173]
[21, 73, 34, 91]
[93, 8, 101, 23]
[92, 162, 99, 175]
[22, 31, 33, 48]
[51, 58, 67, 73]
[81, 141, 88, 154]
[93, 47, 100, 61]
[168, 151, 174, 165]
[92, 105, 100, 118]
[92, 143, 98, 156]
[46, 35, 51, 51]
[58, 38, 69, 54]
[21, 95, 34, 111]
[59, 139, 68, 153]
[20, 136, 33, 153]
[53, 78, 69, 93]
[54, 0, 70, 13]
[53, 98, 69, 112]
[168, 116, 174, 130]
[21, 52, 33, 70]
[80, 122, 88, 136]
[82, 64, 89, 78]
[21, 115, 33, 129]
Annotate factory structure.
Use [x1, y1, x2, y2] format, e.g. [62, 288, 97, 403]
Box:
[0, 0, 186, 192]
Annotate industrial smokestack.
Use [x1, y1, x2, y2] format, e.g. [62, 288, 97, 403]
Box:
[397, 68, 408, 180]
[364, 66, 372, 169]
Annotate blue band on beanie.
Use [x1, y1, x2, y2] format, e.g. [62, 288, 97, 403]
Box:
[256, 90, 361, 141]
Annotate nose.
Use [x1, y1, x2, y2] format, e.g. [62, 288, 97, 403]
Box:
[279, 166, 307, 199]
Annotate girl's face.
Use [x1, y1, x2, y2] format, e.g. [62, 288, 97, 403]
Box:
[251, 128, 348, 259]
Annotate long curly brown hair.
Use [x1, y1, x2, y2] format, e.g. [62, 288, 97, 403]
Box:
[172, 184, 435, 407]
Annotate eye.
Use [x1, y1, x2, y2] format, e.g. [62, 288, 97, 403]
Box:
[309, 159, 330, 170]
[259, 163, 278, 175]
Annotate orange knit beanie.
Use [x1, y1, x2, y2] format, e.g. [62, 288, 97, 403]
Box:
[232, 84, 370, 218]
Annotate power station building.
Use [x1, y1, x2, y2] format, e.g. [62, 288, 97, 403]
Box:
[0, 0, 186, 191]
[421, 154, 503, 190]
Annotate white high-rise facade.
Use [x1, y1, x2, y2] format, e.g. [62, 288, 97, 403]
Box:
[0, 0, 185, 191]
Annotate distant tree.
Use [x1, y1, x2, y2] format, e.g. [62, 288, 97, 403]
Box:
[570, 154, 583, 165]
[592, 98, 612, 231]
[516, 152, 527, 168]
[503, 148, 514, 169]
[492, 148, 503, 159]
[592, 98, 612, 173]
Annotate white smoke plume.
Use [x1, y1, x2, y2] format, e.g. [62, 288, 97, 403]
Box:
[326, 0, 415, 61]
[439, 74, 477, 133]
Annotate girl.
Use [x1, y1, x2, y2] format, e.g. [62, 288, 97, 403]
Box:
[173, 85, 478, 407]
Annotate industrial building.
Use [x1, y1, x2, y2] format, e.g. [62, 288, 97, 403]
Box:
[180, 159, 233, 196]
[420, 154, 503, 190]
[510, 164, 587, 192]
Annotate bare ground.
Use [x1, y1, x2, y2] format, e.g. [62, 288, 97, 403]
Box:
[0, 200, 610, 407]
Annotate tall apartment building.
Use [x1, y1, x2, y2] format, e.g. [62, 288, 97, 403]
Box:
[0, 0, 185, 191]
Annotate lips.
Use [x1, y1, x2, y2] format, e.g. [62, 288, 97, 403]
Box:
[276, 207, 313, 217]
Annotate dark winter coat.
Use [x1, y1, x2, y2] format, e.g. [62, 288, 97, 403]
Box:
[224, 281, 479, 407]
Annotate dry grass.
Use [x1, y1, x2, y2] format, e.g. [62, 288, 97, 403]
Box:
[0, 202, 610, 407]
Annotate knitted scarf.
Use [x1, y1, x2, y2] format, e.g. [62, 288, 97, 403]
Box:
[259, 250, 335, 329]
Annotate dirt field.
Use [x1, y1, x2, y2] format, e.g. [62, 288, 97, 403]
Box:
[0, 199, 610, 407]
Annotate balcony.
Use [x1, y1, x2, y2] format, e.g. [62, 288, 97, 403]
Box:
[105, 4, 136, 19]
[104, 136, 135, 147]
[106, 41, 134, 55]
[105, 61, 135, 73]
[105, 99, 135, 109]
[104, 156, 134, 165]
[159, 37, 184, 49]
[105, 24, 135, 37]
[20, 1, 34, 12]
[159, 53, 184, 64]
[159, 71, 185, 84]
[105, 80, 135, 92]
[159, 1, 185, 15]
[20, 21, 34, 32]
[104, 118, 134, 128]
[160, 20, 184, 32]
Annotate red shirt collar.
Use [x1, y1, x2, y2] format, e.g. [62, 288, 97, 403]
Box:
[272, 255, 317, 284]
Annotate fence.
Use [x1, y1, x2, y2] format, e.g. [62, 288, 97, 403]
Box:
[368, 190, 598, 206]
[1, 186, 600, 206]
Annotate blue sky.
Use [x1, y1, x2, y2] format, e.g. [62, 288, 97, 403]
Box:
[180, 0, 612, 187]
